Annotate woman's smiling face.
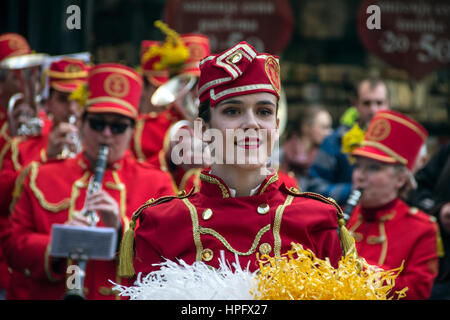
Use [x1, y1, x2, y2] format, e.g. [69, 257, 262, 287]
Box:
[207, 92, 279, 170]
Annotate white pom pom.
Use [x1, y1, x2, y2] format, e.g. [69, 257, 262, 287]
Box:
[111, 252, 259, 300]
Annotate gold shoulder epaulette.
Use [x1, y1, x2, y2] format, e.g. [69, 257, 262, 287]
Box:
[118, 188, 194, 278]
[407, 207, 436, 223]
[409, 209, 445, 258]
[130, 188, 193, 222]
[281, 185, 356, 257]
[281, 185, 345, 219]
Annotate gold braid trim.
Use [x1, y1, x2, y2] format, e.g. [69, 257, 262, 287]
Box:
[10, 137, 24, 172]
[0, 121, 10, 142]
[29, 162, 71, 212]
[158, 149, 169, 172]
[258, 173, 279, 195]
[181, 197, 272, 258]
[9, 163, 33, 214]
[273, 194, 294, 257]
[110, 170, 127, 223]
[199, 173, 230, 198]
[181, 198, 203, 261]
[0, 139, 11, 171]
[67, 172, 90, 219]
[377, 221, 388, 266]
[199, 224, 271, 256]
[361, 141, 407, 165]
[40, 148, 47, 163]
[178, 168, 202, 192]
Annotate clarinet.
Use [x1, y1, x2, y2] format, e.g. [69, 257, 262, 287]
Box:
[84, 144, 109, 227]
[343, 189, 362, 222]
[63, 145, 109, 300]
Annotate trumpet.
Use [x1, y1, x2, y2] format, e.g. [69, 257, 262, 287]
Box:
[57, 115, 82, 159]
[1, 53, 48, 137]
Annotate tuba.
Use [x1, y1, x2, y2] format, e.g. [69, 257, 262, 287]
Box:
[0, 53, 49, 137]
[151, 73, 199, 121]
[151, 74, 201, 168]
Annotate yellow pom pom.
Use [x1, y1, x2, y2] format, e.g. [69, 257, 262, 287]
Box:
[254, 243, 407, 300]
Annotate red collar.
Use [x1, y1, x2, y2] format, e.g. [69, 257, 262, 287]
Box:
[360, 198, 398, 222]
[199, 170, 280, 199]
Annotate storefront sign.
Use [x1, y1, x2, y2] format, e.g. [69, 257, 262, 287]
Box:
[164, 0, 294, 54]
[357, 0, 450, 80]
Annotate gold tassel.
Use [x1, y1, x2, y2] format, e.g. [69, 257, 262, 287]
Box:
[117, 192, 192, 277]
[338, 218, 357, 257]
[118, 219, 137, 277]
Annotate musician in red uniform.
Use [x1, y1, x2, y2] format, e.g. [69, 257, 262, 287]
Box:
[0, 61, 89, 299]
[2, 58, 89, 172]
[0, 33, 32, 151]
[131, 34, 211, 192]
[347, 110, 440, 299]
[118, 42, 354, 280]
[0, 32, 34, 299]
[131, 40, 170, 168]
[2, 63, 175, 300]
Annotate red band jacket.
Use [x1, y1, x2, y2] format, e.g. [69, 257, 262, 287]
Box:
[347, 198, 440, 300]
[133, 171, 344, 276]
[2, 151, 175, 300]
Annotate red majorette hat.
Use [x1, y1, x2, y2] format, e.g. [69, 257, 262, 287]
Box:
[0, 33, 31, 62]
[352, 110, 428, 170]
[198, 41, 281, 107]
[85, 63, 143, 119]
[47, 58, 89, 92]
[178, 34, 210, 77]
[140, 40, 170, 87]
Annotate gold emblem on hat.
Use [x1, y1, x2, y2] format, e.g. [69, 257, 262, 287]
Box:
[367, 118, 391, 142]
[104, 74, 130, 98]
[8, 38, 20, 50]
[188, 43, 206, 62]
[264, 56, 280, 95]
[226, 50, 243, 64]
[65, 64, 82, 73]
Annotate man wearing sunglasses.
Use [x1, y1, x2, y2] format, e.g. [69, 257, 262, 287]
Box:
[2, 63, 176, 300]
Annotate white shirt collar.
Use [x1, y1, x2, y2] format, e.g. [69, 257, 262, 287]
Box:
[229, 183, 261, 197]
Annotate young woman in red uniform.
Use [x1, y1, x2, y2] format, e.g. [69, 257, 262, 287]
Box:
[119, 42, 354, 279]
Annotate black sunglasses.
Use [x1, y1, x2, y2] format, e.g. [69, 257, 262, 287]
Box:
[87, 118, 131, 135]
